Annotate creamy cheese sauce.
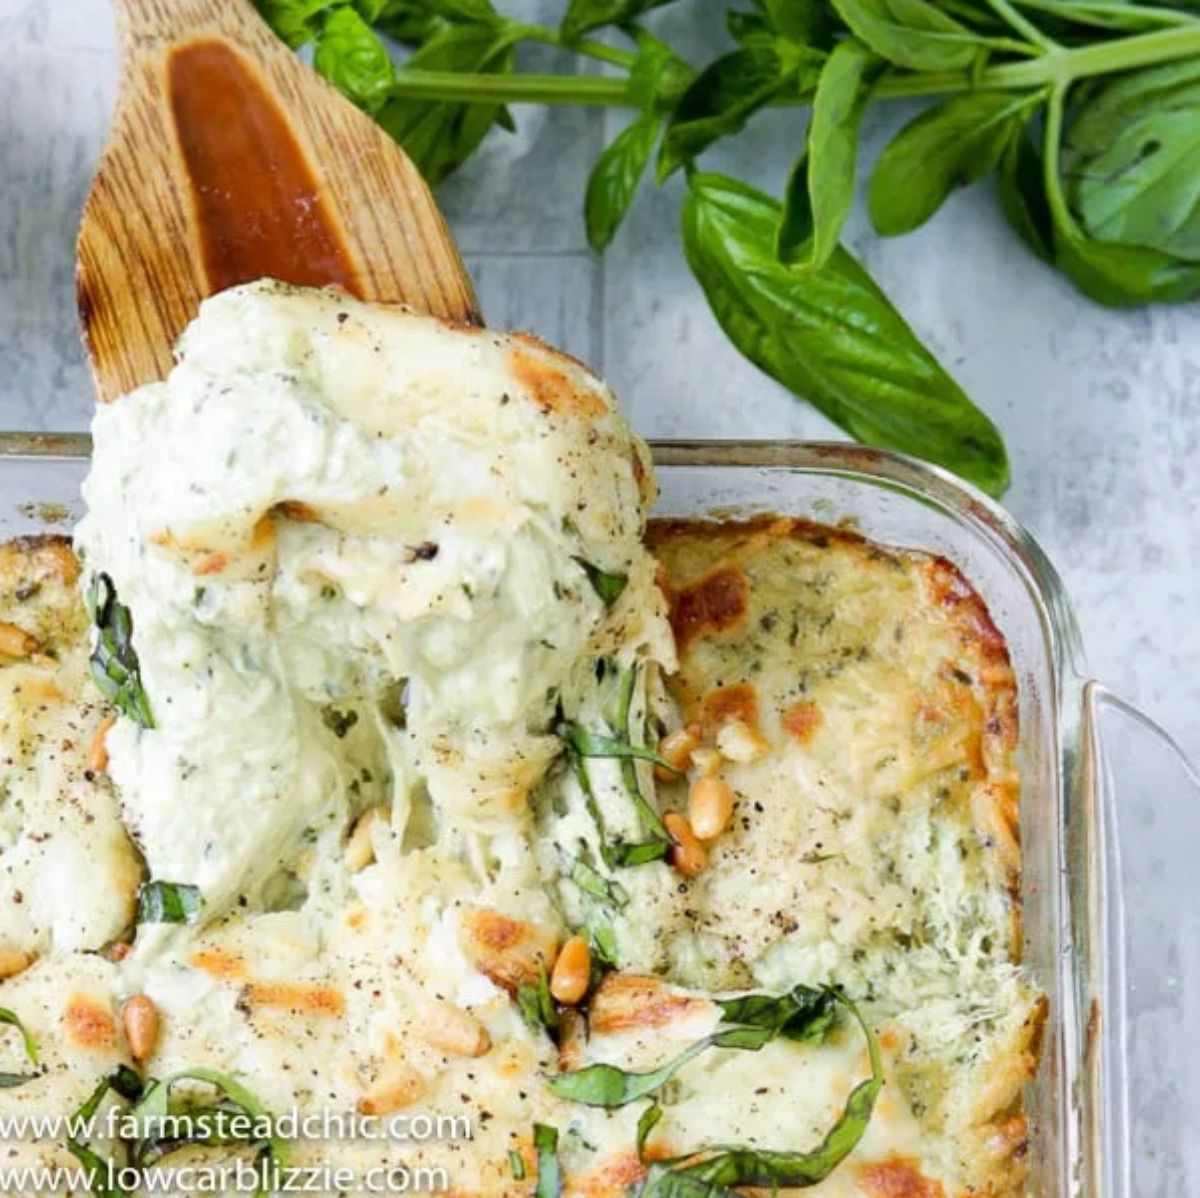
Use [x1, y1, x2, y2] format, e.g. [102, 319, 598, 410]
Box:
[0, 281, 1041, 1198]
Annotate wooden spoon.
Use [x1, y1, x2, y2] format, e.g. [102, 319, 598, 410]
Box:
[77, 0, 479, 404]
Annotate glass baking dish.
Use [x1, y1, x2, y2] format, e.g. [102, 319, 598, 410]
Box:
[0, 432, 1195, 1197]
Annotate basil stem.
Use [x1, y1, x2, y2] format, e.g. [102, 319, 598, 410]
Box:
[87, 573, 154, 729]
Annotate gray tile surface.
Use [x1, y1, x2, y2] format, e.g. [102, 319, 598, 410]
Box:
[0, 1, 1197, 1188]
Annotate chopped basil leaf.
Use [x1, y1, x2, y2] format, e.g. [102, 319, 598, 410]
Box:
[87, 573, 154, 729]
[533, 1122, 562, 1198]
[575, 558, 629, 606]
[136, 880, 202, 925]
[128, 1067, 286, 1172]
[556, 723, 677, 773]
[636, 1101, 664, 1159]
[0, 1007, 38, 1067]
[67, 1066, 147, 1198]
[508, 1148, 526, 1180]
[570, 859, 629, 910]
[715, 984, 836, 1043]
[627, 991, 884, 1194]
[517, 964, 559, 1038]
[547, 1024, 775, 1107]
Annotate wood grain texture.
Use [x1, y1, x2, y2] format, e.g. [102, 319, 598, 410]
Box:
[76, 0, 479, 404]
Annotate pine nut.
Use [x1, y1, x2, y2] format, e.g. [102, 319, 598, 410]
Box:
[655, 724, 701, 779]
[87, 714, 117, 776]
[344, 806, 386, 872]
[664, 812, 707, 877]
[549, 936, 591, 1005]
[716, 718, 768, 764]
[358, 1062, 425, 1115]
[123, 994, 159, 1062]
[0, 950, 33, 980]
[0, 623, 37, 659]
[688, 776, 734, 841]
[418, 999, 491, 1057]
[690, 747, 722, 777]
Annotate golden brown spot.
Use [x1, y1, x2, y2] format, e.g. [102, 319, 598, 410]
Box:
[240, 981, 346, 1018]
[855, 1157, 946, 1198]
[86, 714, 117, 775]
[460, 907, 557, 993]
[589, 973, 712, 1033]
[275, 500, 320, 523]
[566, 1151, 647, 1195]
[192, 551, 229, 576]
[781, 699, 823, 744]
[701, 682, 760, 737]
[509, 346, 606, 419]
[669, 566, 749, 655]
[63, 994, 117, 1050]
[188, 947, 246, 980]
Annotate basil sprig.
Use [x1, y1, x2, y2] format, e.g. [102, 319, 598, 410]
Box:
[560, 665, 673, 868]
[715, 983, 837, 1042]
[87, 573, 154, 729]
[136, 880, 202, 926]
[628, 992, 885, 1194]
[0, 1007, 39, 1087]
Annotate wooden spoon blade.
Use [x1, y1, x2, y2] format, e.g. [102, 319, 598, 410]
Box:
[78, 0, 479, 404]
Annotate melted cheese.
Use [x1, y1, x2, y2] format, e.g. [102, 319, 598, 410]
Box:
[0, 283, 1041, 1198]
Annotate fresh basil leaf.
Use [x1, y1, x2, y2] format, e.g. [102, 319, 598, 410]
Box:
[998, 119, 1055, 262]
[314, 6, 396, 113]
[88, 573, 154, 729]
[378, 24, 519, 184]
[715, 984, 836, 1041]
[830, 0, 987, 71]
[682, 171, 1009, 496]
[561, 0, 678, 41]
[136, 880, 202, 926]
[533, 1122, 562, 1198]
[869, 90, 1035, 236]
[636, 1101, 664, 1159]
[630, 991, 883, 1194]
[517, 964, 559, 1037]
[726, 9, 773, 45]
[626, 33, 693, 111]
[0, 1008, 38, 1069]
[568, 753, 670, 869]
[1008, 0, 1189, 33]
[1065, 59, 1200, 260]
[765, 0, 831, 46]
[585, 113, 662, 253]
[1052, 221, 1200, 305]
[547, 1024, 775, 1107]
[777, 39, 878, 271]
[253, 0, 343, 48]
[658, 47, 793, 181]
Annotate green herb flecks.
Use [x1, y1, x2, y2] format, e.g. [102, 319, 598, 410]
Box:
[136, 881, 202, 925]
[517, 964, 559, 1038]
[574, 558, 630, 606]
[87, 573, 154, 728]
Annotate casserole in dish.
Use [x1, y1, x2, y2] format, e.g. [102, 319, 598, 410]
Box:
[0, 433, 1194, 1197]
